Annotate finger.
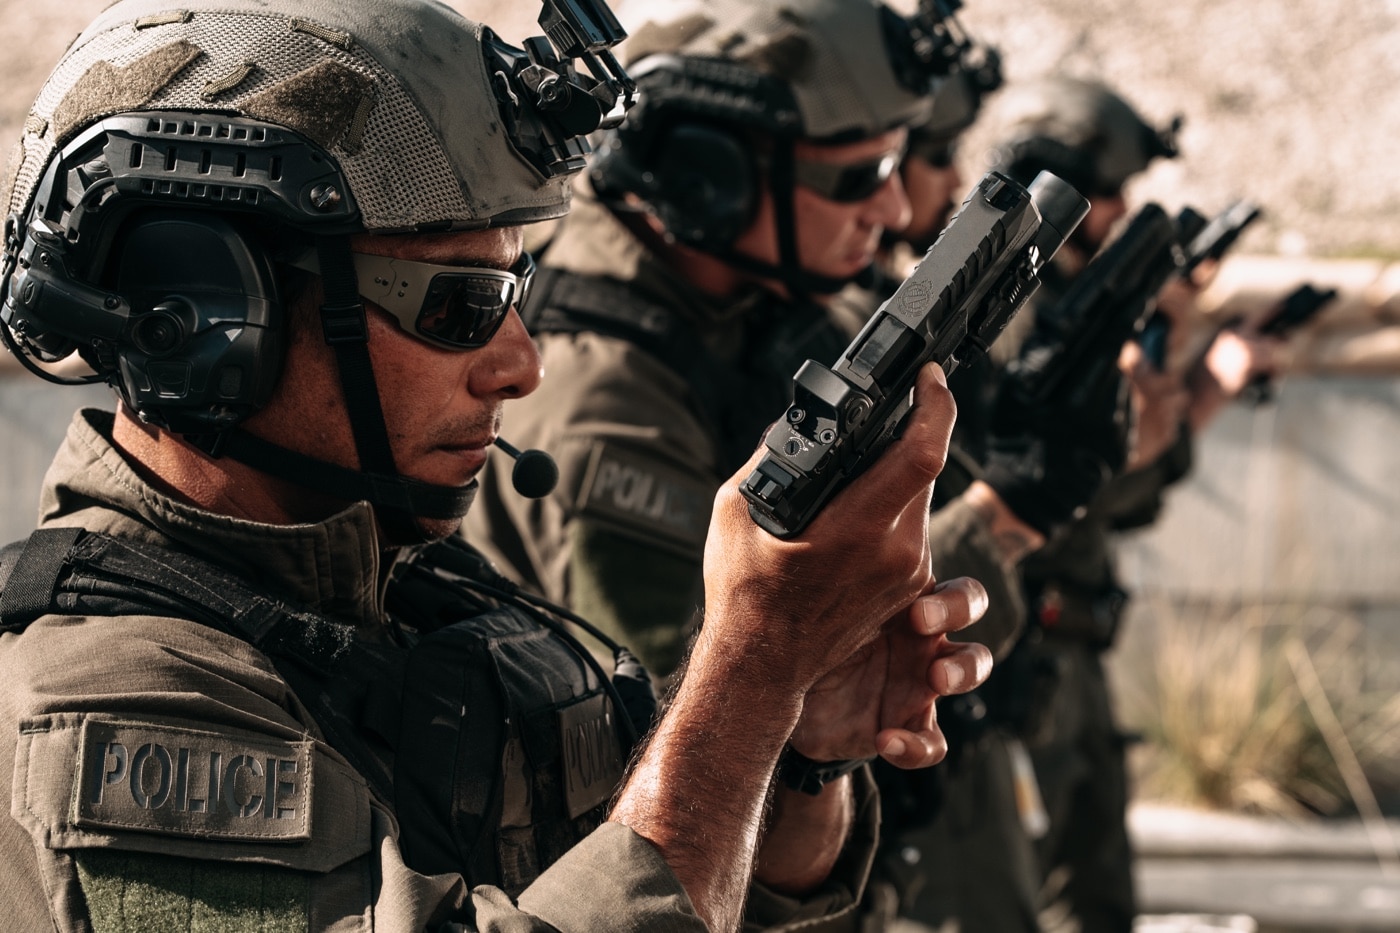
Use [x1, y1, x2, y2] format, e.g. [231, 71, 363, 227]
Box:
[819, 363, 955, 522]
[877, 727, 947, 769]
[911, 576, 989, 636]
[929, 642, 993, 696]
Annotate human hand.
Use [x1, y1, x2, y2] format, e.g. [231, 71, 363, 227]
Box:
[1204, 328, 1288, 398]
[698, 363, 956, 693]
[787, 576, 992, 768]
[1121, 340, 1189, 470]
[981, 361, 1127, 537]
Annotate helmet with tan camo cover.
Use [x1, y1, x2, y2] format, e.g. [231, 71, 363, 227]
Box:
[0, 0, 633, 528]
[590, 0, 977, 293]
[987, 75, 1180, 197]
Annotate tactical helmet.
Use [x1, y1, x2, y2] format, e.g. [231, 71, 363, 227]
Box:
[987, 76, 1180, 197]
[907, 23, 1002, 165]
[590, 0, 985, 293]
[0, 0, 632, 528]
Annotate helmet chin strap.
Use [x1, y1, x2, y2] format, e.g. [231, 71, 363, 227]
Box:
[217, 234, 478, 543]
[715, 138, 871, 300]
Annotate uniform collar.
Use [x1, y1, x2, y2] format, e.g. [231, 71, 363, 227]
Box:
[38, 409, 391, 635]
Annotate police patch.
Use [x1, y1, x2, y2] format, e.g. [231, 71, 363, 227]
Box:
[576, 442, 713, 554]
[559, 693, 625, 819]
[72, 719, 313, 842]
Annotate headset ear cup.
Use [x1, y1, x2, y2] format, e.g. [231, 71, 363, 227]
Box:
[649, 124, 755, 250]
[110, 211, 284, 434]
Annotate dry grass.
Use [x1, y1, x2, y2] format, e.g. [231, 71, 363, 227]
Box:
[1116, 597, 1400, 818]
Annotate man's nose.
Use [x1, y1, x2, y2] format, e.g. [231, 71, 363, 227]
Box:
[867, 169, 913, 233]
[468, 307, 543, 400]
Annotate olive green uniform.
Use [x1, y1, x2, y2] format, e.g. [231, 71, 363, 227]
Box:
[1015, 431, 1191, 933]
[466, 187, 1026, 679]
[1, 410, 879, 932]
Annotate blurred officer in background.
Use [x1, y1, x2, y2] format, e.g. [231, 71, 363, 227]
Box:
[977, 75, 1284, 933]
[466, 0, 1027, 681]
[815, 37, 1050, 932]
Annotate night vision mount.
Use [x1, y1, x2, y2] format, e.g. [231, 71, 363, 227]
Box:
[883, 0, 1003, 98]
[486, 0, 638, 178]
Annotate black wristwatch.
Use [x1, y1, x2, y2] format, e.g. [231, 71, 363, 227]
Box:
[778, 746, 873, 795]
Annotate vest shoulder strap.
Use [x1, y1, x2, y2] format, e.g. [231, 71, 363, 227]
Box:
[0, 526, 82, 628]
[526, 267, 712, 383]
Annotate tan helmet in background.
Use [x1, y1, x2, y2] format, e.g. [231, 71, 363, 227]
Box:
[986, 75, 1180, 197]
[588, 0, 963, 296]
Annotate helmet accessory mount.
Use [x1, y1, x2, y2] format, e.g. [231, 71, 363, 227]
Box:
[485, 0, 637, 178]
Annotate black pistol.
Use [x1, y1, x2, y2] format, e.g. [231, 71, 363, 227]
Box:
[1237, 282, 1337, 405]
[980, 203, 1185, 535]
[740, 171, 1088, 538]
[1022, 202, 1183, 412]
[1256, 282, 1337, 338]
[1182, 198, 1262, 275]
[1138, 200, 1262, 369]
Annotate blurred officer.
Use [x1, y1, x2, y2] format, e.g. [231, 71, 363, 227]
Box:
[466, 0, 1031, 679]
[855, 59, 1057, 933]
[980, 75, 1281, 933]
[0, 1, 993, 930]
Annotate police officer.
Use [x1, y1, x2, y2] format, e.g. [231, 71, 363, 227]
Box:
[0, 2, 993, 930]
[978, 75, 1282, 933]
[845, 58, 1062, 933]
[466, 0, 1031, 687]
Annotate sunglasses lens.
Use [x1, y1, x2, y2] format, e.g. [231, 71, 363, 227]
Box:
[800, 153, 900, 203]
[830, 163, 889, 201]
[416, 276, 515, 347]
[923, 142, 956, 168]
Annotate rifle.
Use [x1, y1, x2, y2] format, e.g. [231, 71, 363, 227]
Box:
[1139, 199, 1263, 368]
[739, 171, 1088, 538]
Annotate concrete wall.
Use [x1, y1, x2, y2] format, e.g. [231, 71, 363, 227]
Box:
[0, 379, 111, 544]
[1117, 377, 1400, 606]
[1113, 375, 1400, 714]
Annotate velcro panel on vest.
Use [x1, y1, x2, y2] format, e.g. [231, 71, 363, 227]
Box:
[75, 848, 310, 933]
[391, 605, 625, 896]
[13, 713, 371, 873]
[575, 441, 713, 558]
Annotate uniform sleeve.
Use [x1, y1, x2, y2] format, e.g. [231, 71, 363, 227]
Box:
[1104, 428, 1194, 531]
[740, 767, 881, 933]
[927, 496, 1027, 662]
[0, 614, 705, 933]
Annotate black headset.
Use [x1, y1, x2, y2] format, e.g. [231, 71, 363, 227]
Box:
[589, 55, 803, 252]
[0, 112, 356, 437]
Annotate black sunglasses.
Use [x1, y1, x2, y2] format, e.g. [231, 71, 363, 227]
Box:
[908, 135, 958, 169]
[793, 150, 902, 203]
[295, 250, 535, 350]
